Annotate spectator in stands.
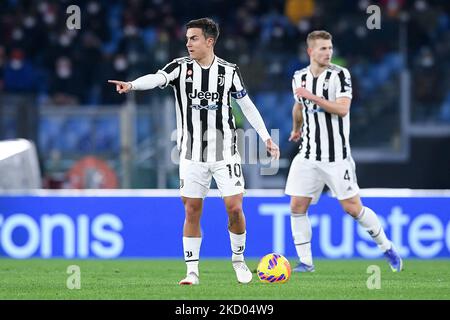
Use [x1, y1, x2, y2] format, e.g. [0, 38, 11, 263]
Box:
[413, 47, 445, 119]
[48, 56, 83, 106]
[3, 48, 37, 93]
[79, 31, 103, 104]
[0, 0, 448, 135]
[99, 53, 128, 105]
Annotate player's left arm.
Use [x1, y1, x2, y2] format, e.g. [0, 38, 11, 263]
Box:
[296, 91, 351, 118]
[235, 95, 280, 160]
[231, 67, 280, 160]
[294, 68, 353, 117]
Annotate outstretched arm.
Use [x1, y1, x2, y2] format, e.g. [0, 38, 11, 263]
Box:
[235, 95, 280, 160]
[108, 73, 166, 94]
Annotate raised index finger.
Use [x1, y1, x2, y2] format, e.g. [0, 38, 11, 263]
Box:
[108, 80, 122, 85]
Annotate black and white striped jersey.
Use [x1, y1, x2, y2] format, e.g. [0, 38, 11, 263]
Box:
[292, 63, 353, 162]
[157, 56, 246, 162]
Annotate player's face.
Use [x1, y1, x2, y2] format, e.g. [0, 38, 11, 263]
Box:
[309, 39, 333, 67]
[186, 28, 213, 60]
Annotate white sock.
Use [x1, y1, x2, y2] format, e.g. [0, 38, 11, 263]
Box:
[355, 207, 391, 252]
[183, 236, 201, 276]
[229, 230, 246, 262]
[291, 213, 313, 266]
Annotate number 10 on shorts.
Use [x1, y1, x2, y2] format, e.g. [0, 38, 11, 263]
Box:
[227, 163, 242, 179]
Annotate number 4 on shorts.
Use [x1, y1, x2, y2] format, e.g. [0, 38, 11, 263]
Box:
[344, 170, 351, 181]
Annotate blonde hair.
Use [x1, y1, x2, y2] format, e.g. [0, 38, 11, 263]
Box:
[307, 30, 332, 47]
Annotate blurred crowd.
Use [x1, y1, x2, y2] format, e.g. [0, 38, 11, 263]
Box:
[0, 0, 449, 118]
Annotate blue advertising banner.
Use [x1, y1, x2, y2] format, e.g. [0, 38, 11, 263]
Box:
[0, 191, 449, 259]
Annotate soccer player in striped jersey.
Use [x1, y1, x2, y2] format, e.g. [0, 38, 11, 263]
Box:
[109, 18, 280, 285]
[285, 30, 403, 272]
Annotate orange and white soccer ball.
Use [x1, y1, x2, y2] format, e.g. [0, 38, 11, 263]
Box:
[257, 253, 291, 283]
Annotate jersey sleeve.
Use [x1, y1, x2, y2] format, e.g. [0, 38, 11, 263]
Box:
[230, 66, 248, 99]
[335, 68, 353, 99]
[292, 76, 302, 104]
[157, 59, 181, 88]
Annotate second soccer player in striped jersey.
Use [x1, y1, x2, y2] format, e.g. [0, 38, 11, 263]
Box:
[109, 18, 280, 285]
[285, 30, 403, 272]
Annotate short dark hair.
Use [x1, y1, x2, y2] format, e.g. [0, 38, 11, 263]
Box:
[306, 30, 332, 47]
[186, 18, 220, 45]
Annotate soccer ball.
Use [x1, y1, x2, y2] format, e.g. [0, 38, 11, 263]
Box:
[257, 253, 291, 283]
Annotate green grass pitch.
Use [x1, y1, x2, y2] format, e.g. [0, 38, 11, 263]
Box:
[0, 259, 449, 300]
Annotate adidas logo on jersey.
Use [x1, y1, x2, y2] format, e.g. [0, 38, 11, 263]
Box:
[235, 181, 242, 187]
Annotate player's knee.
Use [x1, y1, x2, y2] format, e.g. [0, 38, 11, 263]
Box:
[341, 197, 363, 217]
[226, 203, 242, 217]
[184, 203, 202, 222]
[290, 197, 310, 214]
[342, 203, 360, 217]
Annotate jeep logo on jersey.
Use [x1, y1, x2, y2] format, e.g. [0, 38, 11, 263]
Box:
[189, 89, 220, 101]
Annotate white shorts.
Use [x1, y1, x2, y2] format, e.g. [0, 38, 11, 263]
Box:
[285, 154, 360, 204]
[179, 153, 245, 199]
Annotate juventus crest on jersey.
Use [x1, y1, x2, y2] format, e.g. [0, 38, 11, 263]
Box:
[292, 64, 353, 162]
[157, 56, 246, 163]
